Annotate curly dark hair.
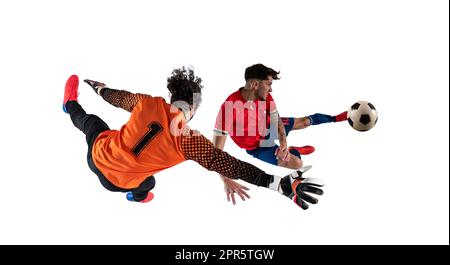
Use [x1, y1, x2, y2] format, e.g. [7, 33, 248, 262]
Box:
[244, 64, 280, 81]
[167, 66, 203, 106]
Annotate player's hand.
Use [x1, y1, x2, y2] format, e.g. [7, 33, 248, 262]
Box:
[281, 168, 324, 210]
[275, 146, 290, 162]
[221, 176, 250, 205]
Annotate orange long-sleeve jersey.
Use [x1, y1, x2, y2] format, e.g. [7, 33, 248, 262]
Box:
[92, 88, 271, 189]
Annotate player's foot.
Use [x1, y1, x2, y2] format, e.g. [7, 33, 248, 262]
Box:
[126, 192, 154, 203]
[289, 145, 315, 155]
[334, 111, 348, 122]
[63, 75, 79, 113]
[84, 79, 106, 95]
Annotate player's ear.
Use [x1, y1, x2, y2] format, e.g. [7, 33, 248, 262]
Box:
[250, 79, 259, 90]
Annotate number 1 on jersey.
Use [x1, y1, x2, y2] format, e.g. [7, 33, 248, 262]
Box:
[132, 122, 163, 156]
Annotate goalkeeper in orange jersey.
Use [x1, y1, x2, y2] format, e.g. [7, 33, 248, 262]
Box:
[62, 67, 324, 209]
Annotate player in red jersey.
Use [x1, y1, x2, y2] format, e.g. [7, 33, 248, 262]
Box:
[62, 67, 324, 209]
[213, 64, 347, 204]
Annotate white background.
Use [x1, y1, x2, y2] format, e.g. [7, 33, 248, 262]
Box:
[0, 0, 448, 245]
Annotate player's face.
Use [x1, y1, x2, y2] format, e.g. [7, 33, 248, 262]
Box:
[189, 104, 198, 121]
[256, 76, 273, 100]
[185, 103, 199, 122]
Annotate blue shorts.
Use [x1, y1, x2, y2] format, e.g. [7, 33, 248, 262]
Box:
[246, 117, 300, 166]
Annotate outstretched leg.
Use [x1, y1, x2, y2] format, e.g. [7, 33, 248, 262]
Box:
[63, 75, 124, 193]
[291, 111, 348, 130]
[63, 75, 110, 146]
[65, 101, 110, 146]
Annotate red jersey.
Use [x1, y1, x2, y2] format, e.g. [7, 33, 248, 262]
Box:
[214, 88, 277, 150]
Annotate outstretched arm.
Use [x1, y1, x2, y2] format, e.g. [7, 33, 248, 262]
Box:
[182, 132, 270, 187]
[84, 79, 150, 112]
[181, 131, 325, 210]
[212, 133, 250, 204]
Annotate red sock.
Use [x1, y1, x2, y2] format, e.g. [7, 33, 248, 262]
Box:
[335, 111, 348, 122]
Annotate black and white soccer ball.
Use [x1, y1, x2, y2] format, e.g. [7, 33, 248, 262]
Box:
[347, 101, 378, 131]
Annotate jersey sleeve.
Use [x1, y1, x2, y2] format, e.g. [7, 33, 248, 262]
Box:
[213, 101, 233, 135]
[266, 93, 278, 114]
[180, 131, 267, 185]
[101, 88, 152, 112]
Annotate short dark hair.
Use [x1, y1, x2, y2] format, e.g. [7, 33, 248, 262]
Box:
[244, 64, 280, 81]
[167, 66, 203, 106]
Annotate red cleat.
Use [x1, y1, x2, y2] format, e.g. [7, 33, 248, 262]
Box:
[289, 145, 315, 155]
[140, 192, 154, 203]
[126, 192, 154, 203]
[62, 75, 79, 113]
[334, 111, 348, 122]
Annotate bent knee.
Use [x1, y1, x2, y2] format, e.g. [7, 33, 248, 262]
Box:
[288, 157, 303, 169]
[279, 157, 303, 169]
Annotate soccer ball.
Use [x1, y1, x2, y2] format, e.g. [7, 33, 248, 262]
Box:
[347, 101, 378, 131]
